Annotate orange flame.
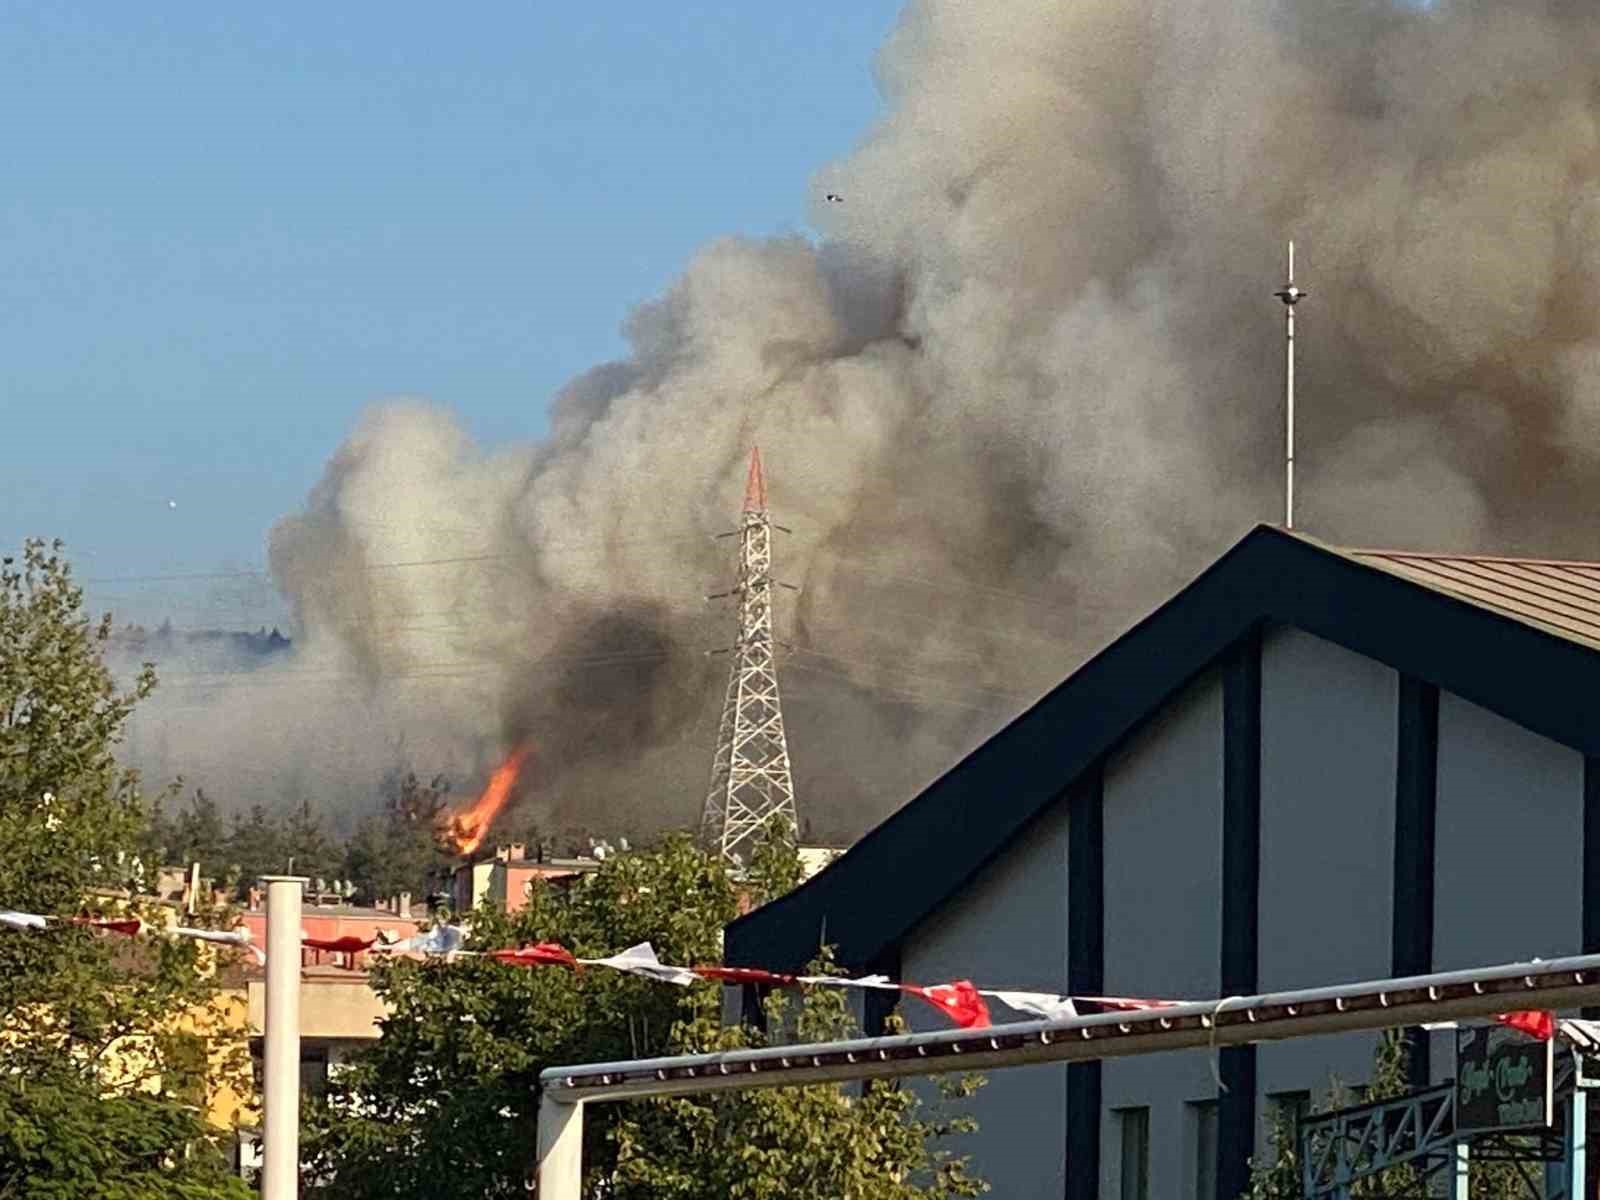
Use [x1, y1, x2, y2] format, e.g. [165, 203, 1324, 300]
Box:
[450, 744, 532, 856]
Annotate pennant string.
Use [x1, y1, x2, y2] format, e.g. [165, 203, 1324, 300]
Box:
[0, 905, 1571, 1039]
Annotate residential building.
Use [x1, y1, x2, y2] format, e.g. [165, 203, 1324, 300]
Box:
[448, 843, 599, 915]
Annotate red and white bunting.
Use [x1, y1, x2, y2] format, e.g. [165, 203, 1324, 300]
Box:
[984, 990, 1078, 1021]
[0, 906, 1571, 1040]
[0, 906, 264, 958]
[171, 924, 265, 965]
[302, 934, 377, 955]
[1074, 995, 1184, 1012]
[578, 942, 698, 986]
[493, 942, 581, 970]
[799, 973, 897, 991]
[374, 924, 468, 956]
[691, 965, 796, 986]
[70, 915, 143, 937]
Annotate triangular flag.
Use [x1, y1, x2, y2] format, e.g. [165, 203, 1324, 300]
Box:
[1497, 1010, 1556, 1041]
[903, 980, 991, 1029]
[377, 924, 467, 956]
[798, 973, 898, 991]
[579, 942, 697, 986]
[72, 916, 142, 937]
[302, 935, 376, 955]
[173, 925, 264, 965]
[1076, 994, 1183, 1012]
[986, 990, 1078, 1021]
[691, 965, 798, 986]
[493, 941, 580, 970]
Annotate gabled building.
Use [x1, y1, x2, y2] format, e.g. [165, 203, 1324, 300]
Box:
[726, 525, 1600, 1198]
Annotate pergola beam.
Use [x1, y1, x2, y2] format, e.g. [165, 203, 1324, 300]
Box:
[534, 952, 1600, 1197]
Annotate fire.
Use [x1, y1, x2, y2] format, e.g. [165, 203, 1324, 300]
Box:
[449, 744, 532, 856]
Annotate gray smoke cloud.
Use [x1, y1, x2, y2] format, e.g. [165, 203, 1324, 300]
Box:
[124, 0, 1600, 843]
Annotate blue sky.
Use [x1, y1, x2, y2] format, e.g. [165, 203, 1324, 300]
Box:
[1, 4, 903, 625]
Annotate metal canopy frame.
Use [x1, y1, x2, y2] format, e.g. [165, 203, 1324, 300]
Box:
[533, 953, 1600, 1198]
[1299, 1071, 1574, 1200]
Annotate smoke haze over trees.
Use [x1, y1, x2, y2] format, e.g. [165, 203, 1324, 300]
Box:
[152, 780, 454, 906]
[122, 0, 1600, 844]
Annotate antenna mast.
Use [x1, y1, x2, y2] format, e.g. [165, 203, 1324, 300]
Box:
[1274, 241, 1307, 529]
[701, 448, 800, 865]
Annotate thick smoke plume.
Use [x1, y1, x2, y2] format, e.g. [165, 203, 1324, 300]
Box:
[126, 0, 1600, 842]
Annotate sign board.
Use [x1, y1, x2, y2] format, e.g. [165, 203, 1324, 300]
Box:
[1455, 1025, 1553, 1133]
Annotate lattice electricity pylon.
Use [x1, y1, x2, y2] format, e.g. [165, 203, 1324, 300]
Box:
[700, 447, 799, 865]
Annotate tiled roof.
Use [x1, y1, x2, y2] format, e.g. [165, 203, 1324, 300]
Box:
[1343, 545, 1600, 649]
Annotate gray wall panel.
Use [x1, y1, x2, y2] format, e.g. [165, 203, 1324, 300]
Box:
[1256, 629, 1397, 1133]
[1430, 691, 1584, 1083]
[900, 799, 1070, 1198]
[1434, 692, 1583, 970]
[1102, 674, 1224, 1200]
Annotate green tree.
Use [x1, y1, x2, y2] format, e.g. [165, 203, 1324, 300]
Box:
[0, 539, 248, 1198]
[1240, 1104, 1301, 1200]
[303, 833, 984, 1198]
[281, 797, 339, 885]
[165, 787, 228, 878]
[223, 803, 284, 897]
[340, 770, 454, 905]
[612, 957, 984, 1200]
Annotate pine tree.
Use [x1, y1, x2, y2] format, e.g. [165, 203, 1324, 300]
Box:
[168, 787, 227, 878]
[281, 797, 338, 884]
[224, 803, 284, 897]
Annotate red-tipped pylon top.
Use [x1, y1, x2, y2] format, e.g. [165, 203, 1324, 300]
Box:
[742, 447, 768, 512]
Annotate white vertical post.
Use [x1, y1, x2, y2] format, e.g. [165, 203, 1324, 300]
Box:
[1285, 240, 1295, 530]
[1573, 1086, 1589, 1200]
[261, 875, 307, 1200]
[1274, 241, 1305, 531]
[1453, 1140, 1470, 1200]
[537, 1093, 585, 1200]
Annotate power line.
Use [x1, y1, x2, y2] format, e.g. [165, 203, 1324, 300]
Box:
[82, 530, 726, 587]
[147, 647, 683, 689]
[781, 660, 1010, 714]
[785, 647, 1038, 701]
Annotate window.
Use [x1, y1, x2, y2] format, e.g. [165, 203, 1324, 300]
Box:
[1268, 1090, 1311, 1166]
[1271, 1091, 1310, 1140]
[299, 1046, 330, 1097]
[1189, 1099, 1218, 1200]
[1116, 1107, 1150, 1200]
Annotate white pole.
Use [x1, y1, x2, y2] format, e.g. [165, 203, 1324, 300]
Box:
[537, 1093, 585, 1200]
[1571, 1084, 1588, 1198]
[261, 875, 307, 1200]
[1275, 241, 1306, 530]
[1285, 240, 1295, 530]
